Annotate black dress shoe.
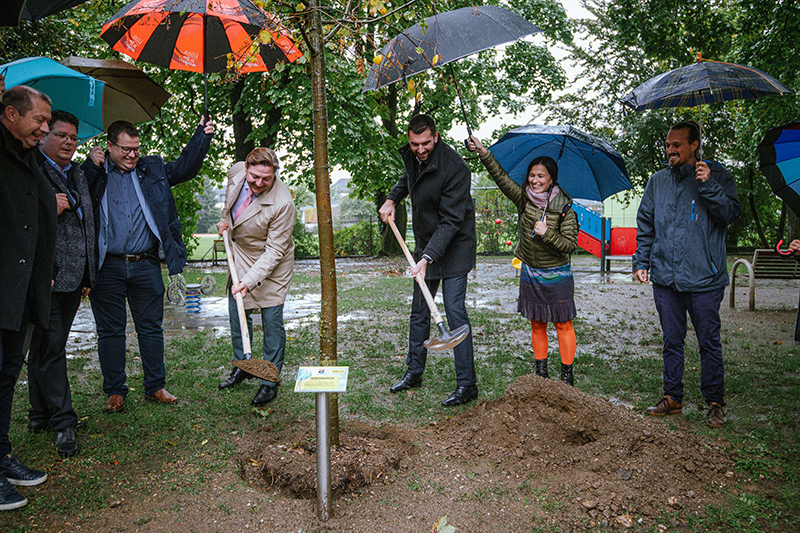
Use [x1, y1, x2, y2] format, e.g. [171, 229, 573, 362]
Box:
[219, 367, 253, 389]
[252, 385, 278, 405]
[55, 427, 79, 458]
[441, 385, 478, 407]
[390, 371, 422, 393]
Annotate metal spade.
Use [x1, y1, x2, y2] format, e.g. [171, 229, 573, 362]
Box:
[222, 229, 280, 384]
[387, 218, 470, 351]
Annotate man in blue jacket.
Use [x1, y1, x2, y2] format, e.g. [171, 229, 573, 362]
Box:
[634, 120, 740, 428]
[83, 118, 214, 414]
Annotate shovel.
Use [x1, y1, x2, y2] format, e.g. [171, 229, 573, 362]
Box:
[386, 218, 470, 351]
[221, 229, 281, 384]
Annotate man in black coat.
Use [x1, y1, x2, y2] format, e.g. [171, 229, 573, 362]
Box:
[379, 114, 478, 406]
[28, 110, 97, 458]
[0, 85, 55, 510]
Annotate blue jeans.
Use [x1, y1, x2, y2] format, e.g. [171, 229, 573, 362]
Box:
[407, 275, 476, 387]
[652, 284, 725, 406]
[90, 258, 166, 398]
[228, 293, 285, 388]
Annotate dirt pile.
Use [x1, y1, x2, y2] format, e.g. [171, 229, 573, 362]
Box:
[239, 375, 737, 526]
[435, 374, 736, 520]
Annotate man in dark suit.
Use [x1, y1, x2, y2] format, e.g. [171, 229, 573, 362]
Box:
[379, 114, 478, 406]
[82, 119, 214, 414]
[28, 110, 97, 457]
[0, 85, 55, 510]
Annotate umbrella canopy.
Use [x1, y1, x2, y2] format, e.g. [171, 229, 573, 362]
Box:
[1, 0, 90, 27]
[1, 56, 106, 141]
[759, 122, 800, 216]
[620, 60, 793, 111]
[362, 5, 540, 92]
[60, 56, 171, 128]
[101, 0, 302, 114]
[488, 124, 632, 202]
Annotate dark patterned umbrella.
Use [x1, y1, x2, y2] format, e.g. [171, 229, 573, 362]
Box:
[1, 0, 90, 27]
[101, 0, 302, 115]
[620, 59, 793, 111]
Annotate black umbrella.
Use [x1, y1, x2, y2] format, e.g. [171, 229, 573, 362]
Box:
[362, 5, 540, 136]
[759, 122, 800, 257]
[1, 0, 90, 27]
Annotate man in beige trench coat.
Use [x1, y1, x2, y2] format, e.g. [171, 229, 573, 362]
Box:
[216, 147, 296, 405]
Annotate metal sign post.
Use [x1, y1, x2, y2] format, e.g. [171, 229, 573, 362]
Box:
[316, 391, 331, 520]
[295, 366, 349, 522]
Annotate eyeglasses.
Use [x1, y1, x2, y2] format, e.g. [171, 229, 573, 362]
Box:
[50, 131, 78, 143]
[109, 140, 140, 155]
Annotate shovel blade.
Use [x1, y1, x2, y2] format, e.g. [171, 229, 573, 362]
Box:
[232, 358, 281, 384]
[423, 323, 470, 351]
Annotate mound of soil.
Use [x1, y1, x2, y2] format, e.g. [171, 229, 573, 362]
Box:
[435, 375, 735, 520]
[238, 375, 736, 529]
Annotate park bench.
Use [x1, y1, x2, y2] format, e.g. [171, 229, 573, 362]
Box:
[729, 249, 800, 311]
[212, 239, 226, 266]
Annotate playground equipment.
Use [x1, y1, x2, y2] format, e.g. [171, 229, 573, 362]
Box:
[166, 273, 217, 308]
[573, 202, 637, 272]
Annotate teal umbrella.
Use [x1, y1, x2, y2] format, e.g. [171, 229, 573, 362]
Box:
[1, 56, 106, 141]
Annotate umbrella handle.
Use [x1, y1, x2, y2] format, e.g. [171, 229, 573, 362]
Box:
[774, 239, 796, 257]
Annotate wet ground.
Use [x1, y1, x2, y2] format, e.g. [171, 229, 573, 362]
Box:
[65, 255, 800, 358]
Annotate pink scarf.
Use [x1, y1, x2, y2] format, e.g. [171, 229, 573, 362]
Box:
[526, 184, 559, 210]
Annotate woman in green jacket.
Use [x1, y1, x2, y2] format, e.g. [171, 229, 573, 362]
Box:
[468, 136, 579, 385]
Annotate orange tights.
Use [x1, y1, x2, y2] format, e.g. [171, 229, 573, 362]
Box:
[530, 320, 576, 365]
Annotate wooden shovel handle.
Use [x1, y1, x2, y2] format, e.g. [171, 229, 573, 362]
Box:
[386, 218, 444, 324]
[222, 229, 252, 356]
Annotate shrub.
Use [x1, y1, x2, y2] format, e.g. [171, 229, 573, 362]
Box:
[334, 220, 379, 256]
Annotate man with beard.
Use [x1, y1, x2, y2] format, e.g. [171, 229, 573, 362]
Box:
[634, 120, 740, 428]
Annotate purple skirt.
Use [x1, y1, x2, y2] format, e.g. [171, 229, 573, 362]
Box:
[518, 262, 576, 323]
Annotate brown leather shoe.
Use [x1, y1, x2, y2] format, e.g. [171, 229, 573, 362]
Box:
[145, 389, 178, 404]
[706, 402, 726, 428]
[105, 394, 125, 413]
[645, 395, 682, 416]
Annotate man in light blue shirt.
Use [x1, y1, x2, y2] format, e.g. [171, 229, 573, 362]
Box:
[84, 118, 214, 414]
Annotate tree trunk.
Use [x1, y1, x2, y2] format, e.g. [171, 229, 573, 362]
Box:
[231, 78, 254, 161]
[308, 0, 339, 447]
[747, 166, 768, 248]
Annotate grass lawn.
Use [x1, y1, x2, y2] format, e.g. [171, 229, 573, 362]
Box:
[1, 258, 798, 532]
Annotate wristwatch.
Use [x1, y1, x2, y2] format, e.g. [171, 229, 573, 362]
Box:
[422, 253, 433, 264]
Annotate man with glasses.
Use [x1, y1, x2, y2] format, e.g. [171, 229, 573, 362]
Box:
[0, 85, 55, 510]
[83, 118, 214, 414]
[27, 110, 96, 458]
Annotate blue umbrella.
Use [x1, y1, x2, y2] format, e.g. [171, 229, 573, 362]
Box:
[1, 56, 106, 141]
[759, 122, 800, 217]
[488, 124, 632, 202]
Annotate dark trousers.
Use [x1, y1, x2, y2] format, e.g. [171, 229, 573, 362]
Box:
[0, 305, 30, 457]
[407, 274, 476, 387]
[794, 289, 800, 345]
[652, 284, 725, 406]
[28, 290, 81, 431]
[228, 293, 286, 388]
[90, 258, 166, 398]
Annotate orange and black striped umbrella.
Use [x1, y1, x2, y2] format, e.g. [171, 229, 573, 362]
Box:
[101, 0, 302, 112]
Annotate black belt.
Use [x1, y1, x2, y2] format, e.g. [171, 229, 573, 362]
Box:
[106, 252, 156, 262]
